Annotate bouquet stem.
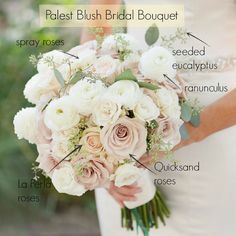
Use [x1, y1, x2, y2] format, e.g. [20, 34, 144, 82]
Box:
[121, 190, 170, 236]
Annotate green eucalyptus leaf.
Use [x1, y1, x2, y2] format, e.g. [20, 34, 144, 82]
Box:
[179, 124, 189, 140]
[69, 71, 84, 84]
[181, 102, 192, 122]
[53, 68, 65, 87]
[145, 24, 159, 46]
[115, 69, 137, 82]
[138, 81, 159, 90]
[190, 113, 201, 127]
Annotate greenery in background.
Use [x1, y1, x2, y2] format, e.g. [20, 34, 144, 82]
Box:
[0, 0, 96, 226]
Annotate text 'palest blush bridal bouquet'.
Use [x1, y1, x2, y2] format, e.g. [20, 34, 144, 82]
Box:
[14, 25, 200, 236]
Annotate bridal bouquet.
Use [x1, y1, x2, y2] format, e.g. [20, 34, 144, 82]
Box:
[14, 28, 200, 236]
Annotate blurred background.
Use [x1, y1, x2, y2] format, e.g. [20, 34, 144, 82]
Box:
[0, 0, 105, 235]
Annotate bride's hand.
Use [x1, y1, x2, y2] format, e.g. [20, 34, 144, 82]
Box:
[107, 182, 142, 207]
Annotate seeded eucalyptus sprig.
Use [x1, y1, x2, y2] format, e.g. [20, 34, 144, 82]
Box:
[160, 28, 188, 49]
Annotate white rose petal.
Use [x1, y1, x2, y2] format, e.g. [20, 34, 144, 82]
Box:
[139, 46, 176, 82]
[68, 40, 98, 55]
[52, 164, 86, 196]
[105, 80, 142, 109]
[13, 107, 38, 144]
[92, 99, 121, 126]
[114, 164, 142, 187]
[93, 55, 119, 79]
[69, 78, 106, 116]
[76, 49, 96, 69]
[37, 50, 69, 73]
[51, 132, 71, 160]
[134, 94, 160, 121]
[44, 96, 80, 131]
[24, 73, 59, 105]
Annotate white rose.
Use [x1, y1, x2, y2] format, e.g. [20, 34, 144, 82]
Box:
[69, 78, 106, 116]
[156, 87, 181, 119]
[24, 73, 59, 105]
[134, 94, 160, 121]
[37, 50, 69, 73]
[58, 49, 96, 81]
[114, 164, 142, 187]
[13, 107, 38, 144]
[57, 58, 80, 83]
[93, 55, 119, 79]
[105, 80, 142, 109]
[51, 132, 71, 160]
[139, 46, 176, 82]
[52, 164, 86, 196]
[44, 96, 80, 131]
[102, 33, 141, 53]
[92, 99, 121, 126]
[67, 40, 98, 55]
[75, 49, 96, 69]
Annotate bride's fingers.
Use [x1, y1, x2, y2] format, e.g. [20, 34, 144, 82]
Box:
[109, 189, 136, 207]
[136, 153, 152, 167]
[116, 185, 142, 196]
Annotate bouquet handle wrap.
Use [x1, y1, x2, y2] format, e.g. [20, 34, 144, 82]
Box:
[124, 170, 156, 209]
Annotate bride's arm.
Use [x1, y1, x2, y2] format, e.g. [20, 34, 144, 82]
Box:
[80, 0, 122, 43]
[176, 88, 236, 149]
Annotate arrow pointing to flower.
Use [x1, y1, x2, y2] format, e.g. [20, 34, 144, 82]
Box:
[163, 74, 181, 90]
[60, 51, 80, 59]
[186, 32, 210, 47]
[129, 154, 157, 176]
[50, 145, 82, 173]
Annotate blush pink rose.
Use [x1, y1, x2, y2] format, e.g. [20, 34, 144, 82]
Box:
[72, 155, 113, 190]
[157, 116, 183, 149]
[36, 111, 52, 145]
[79, 127, 104, 154]
[36, 144, 59, 177]
[100, 117, 147, 159]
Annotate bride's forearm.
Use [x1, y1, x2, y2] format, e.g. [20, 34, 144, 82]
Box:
[176, 88, 236, 149]
[201, 88, 236, 136]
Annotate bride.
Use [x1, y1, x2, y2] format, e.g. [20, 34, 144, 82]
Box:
[81, 0, 236, 235]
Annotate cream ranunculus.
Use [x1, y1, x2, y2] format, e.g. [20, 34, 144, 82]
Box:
[104, 80, 142, 109]
[24, 73, 59, 105]
[134, 94, 160, 121]
[37, 50, 69, 73]
[156, 87, 181, 120]
[69, 78, 106, 116]
[100, 117, 147, 159]
[51, 164, 86, 196]
[79, 127, 104, 154]
[13, 107, 38, 144]
[139, 46, 176, 82]
[92, 98, 121, 127]
[44, 96, 80, 131]
[114, 164, 142, 187]
[93, 55, 119, 79]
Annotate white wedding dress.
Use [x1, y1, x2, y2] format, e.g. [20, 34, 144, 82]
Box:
[95, 0, 236, 235]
